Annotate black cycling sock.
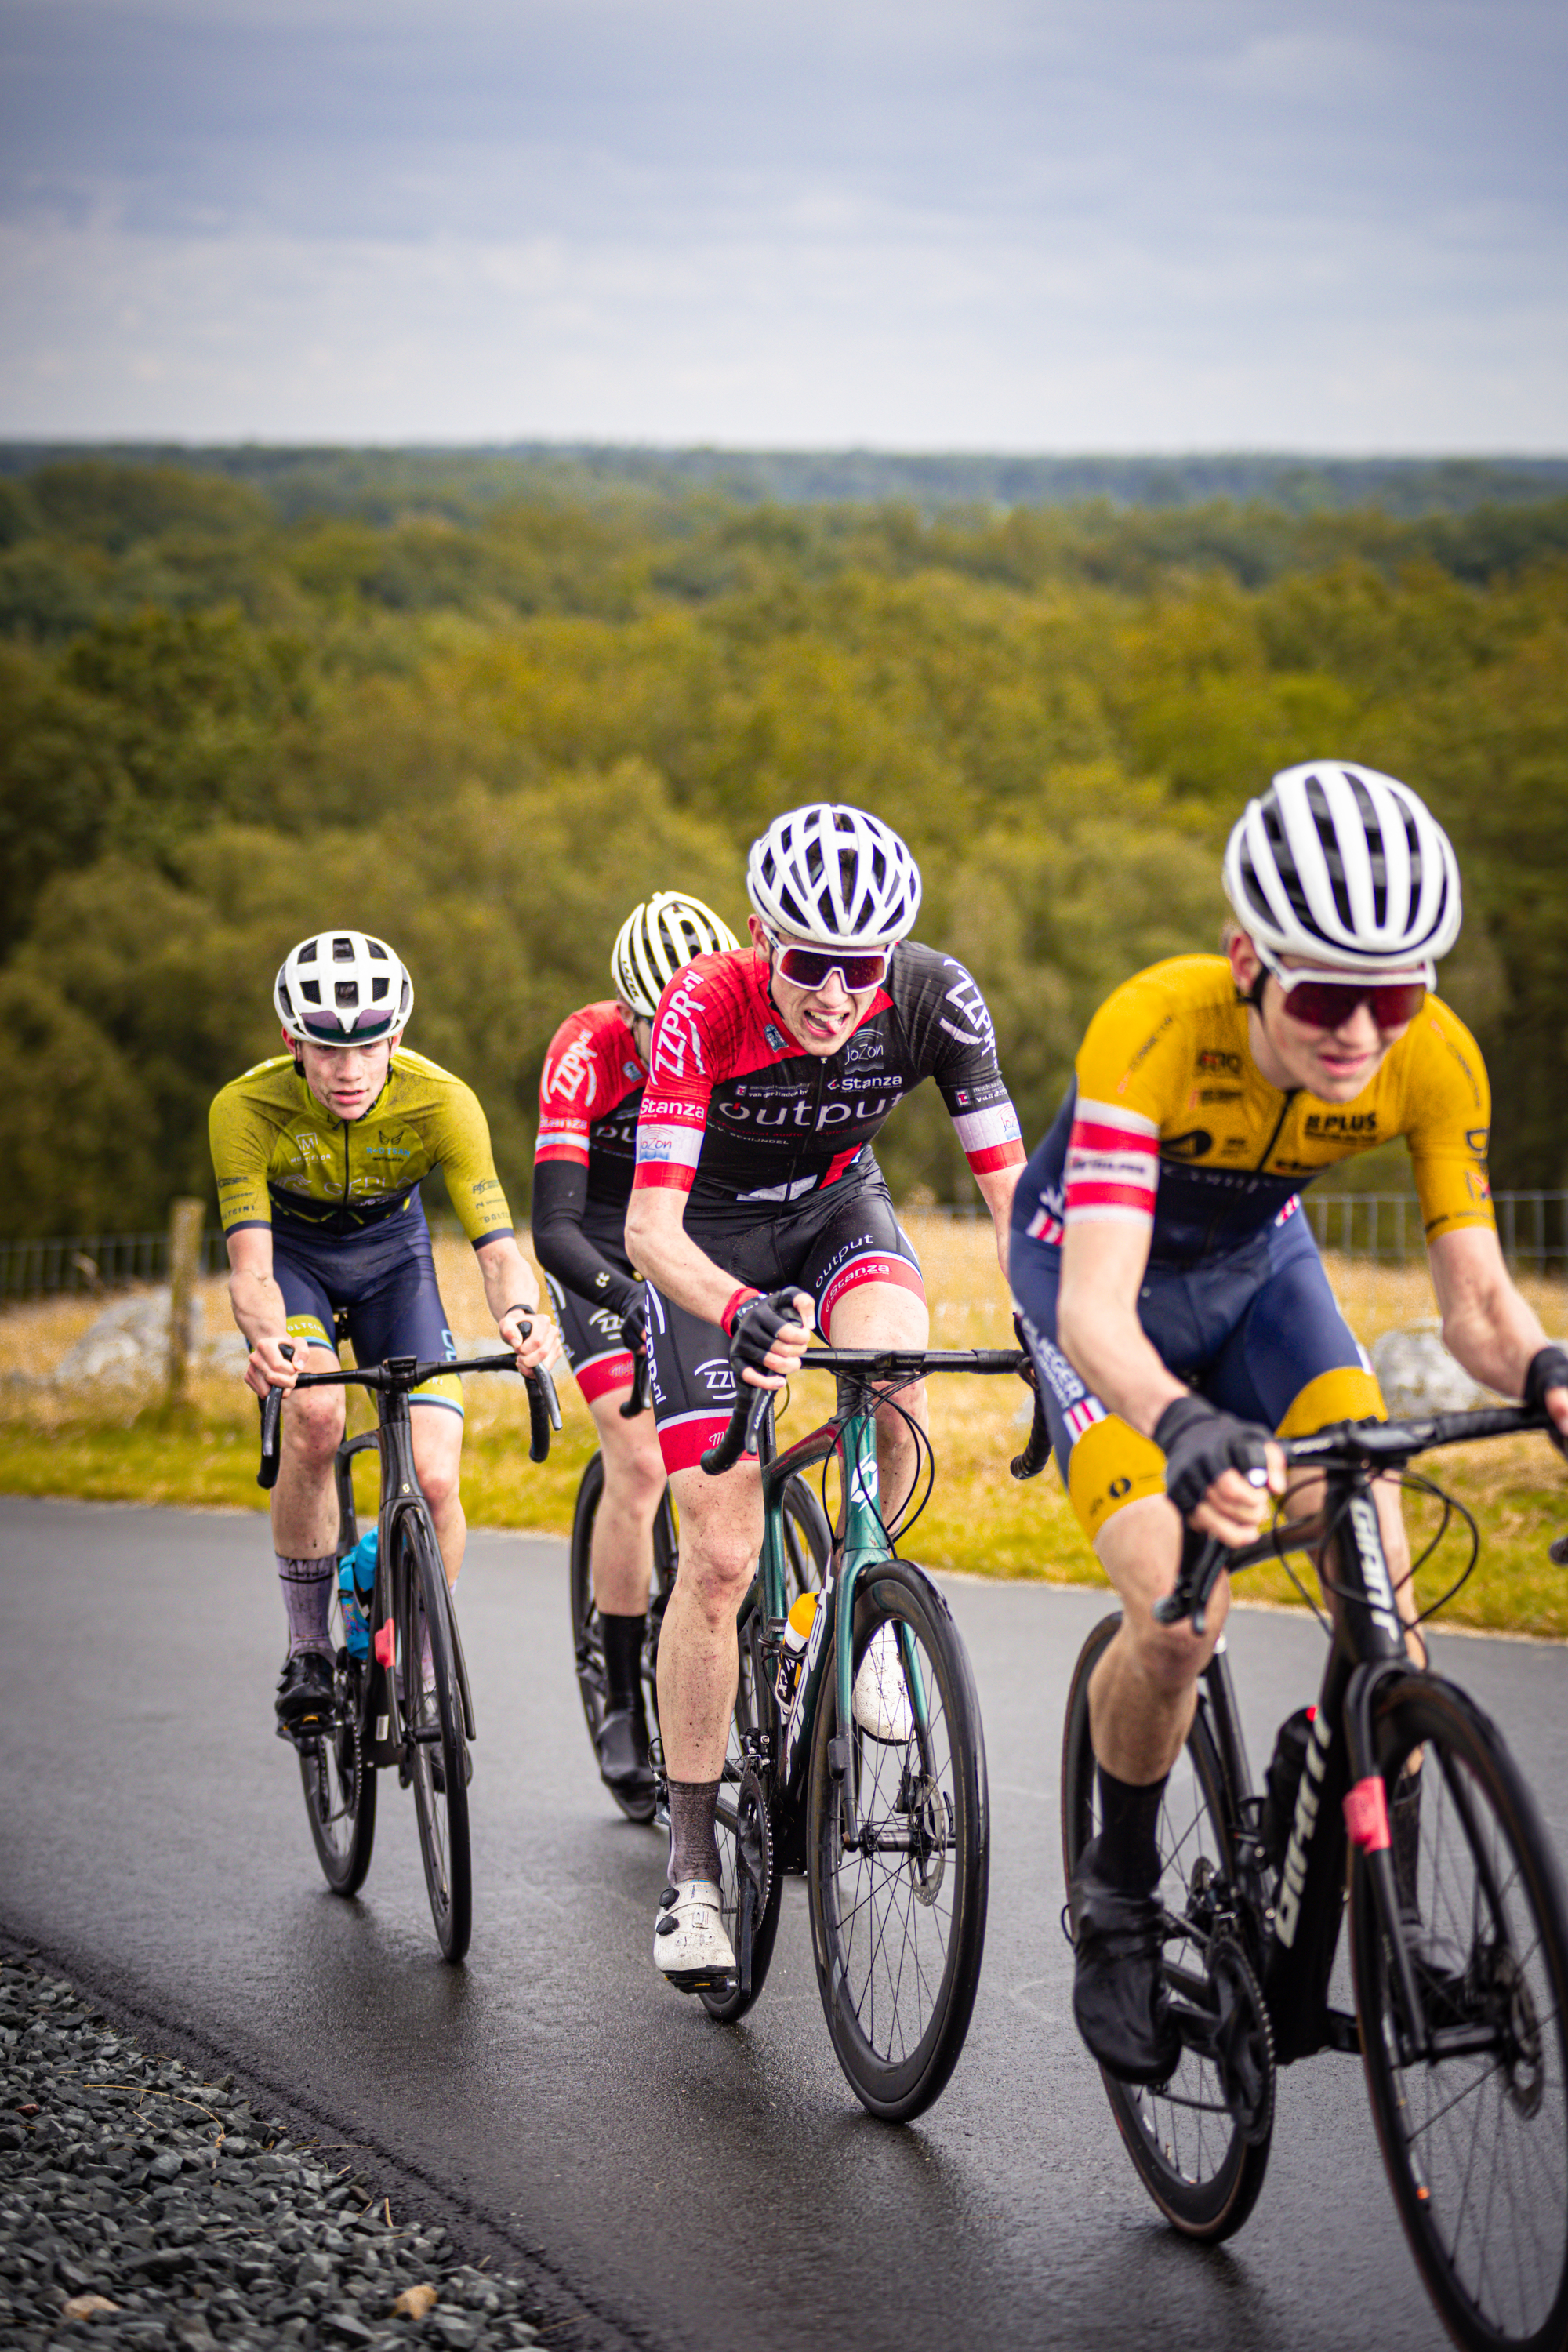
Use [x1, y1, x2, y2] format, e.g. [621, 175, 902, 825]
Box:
[1096, 1764, 1167, 1896]
[601, 1612, 645, 1716]
[278, 1555, 334, 1659]
[666, 1779, 721, 1890]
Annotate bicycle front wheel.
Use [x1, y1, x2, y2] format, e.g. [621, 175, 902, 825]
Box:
[805, 1559, 989, 2121]
[397, 1512, 472, 1962]
[298, 1652, 377, 1895]
[1061, 1613, 1272, 2241]
[1350, 1675, 1568, 2352]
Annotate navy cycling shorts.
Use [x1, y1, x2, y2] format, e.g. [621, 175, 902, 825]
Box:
[645, 1175, 924, 1475]
[271, 1200, 461, 1415]
[1009, 1195, 1384, 1548]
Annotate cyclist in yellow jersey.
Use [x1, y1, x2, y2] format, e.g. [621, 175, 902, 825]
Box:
[210, 931, 560, 1740]
[1010, 764, 1568, 2085]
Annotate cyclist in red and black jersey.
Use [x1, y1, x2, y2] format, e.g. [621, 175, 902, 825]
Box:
[532, 894, 738, 1814]
[624, 804, 1025, 1988]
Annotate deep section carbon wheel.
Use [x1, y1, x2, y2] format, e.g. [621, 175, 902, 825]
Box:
[806, 1559, 989, 2120]
[1350, 1674, 1568, 2352]
[1060, 1612, 1273, 2241]
[397, 1511, 472, 1962]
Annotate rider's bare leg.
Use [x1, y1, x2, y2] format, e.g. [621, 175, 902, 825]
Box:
[659, 1460, 763, 1786]
[823, 1279, 930, 1518]
[411, 1403, 466, 1586]
[1087, 1494, 1230, 1786]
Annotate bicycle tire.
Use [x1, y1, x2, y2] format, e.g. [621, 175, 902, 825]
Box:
[1061, 1613, 1272, 2241]
[297, 1609, 377, 1897]
[699, 1473, 831, 2025]
[568, 1453, 678, 1822]
[1349, 1674, 1568, 2352]
[397, 1512, 472, 1962]
[805, 1558, 989, 2120]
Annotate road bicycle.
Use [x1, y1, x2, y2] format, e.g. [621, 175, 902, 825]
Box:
[691, 1342, 1036, 2122]
[568, 1354, 832, 1822]
[259, 1345, 560, 1962]
[1059, 1400, 1568, 2351]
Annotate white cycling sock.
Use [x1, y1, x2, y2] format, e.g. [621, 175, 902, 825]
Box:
[277, 1555, 335, 1658]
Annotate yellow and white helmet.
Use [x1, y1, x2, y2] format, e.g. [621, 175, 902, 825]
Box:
[611, 893, 739, 1019]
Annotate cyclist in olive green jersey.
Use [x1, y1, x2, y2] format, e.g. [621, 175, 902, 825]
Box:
[210, 930, 559, 1741]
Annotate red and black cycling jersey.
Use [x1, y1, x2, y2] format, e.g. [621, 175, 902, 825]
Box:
[632, 942, 1023, 1229]
[531, 1000, 645, 1313]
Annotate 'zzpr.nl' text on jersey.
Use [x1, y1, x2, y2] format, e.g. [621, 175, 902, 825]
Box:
[632, 942, 1023, 1226]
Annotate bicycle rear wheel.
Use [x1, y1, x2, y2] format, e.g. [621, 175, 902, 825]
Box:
[1061, 1613, 1272, 2241]
[699, 1475, 828, 2025]
[1350, 1675, 1568, 2352]
[569, 1454, 678, 1821]
[806, 1559, 988, 2120]
[297, 1625, 377, 1896]
[397, 1512, 472, 1962]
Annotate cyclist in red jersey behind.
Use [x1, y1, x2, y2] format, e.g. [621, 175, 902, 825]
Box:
[624, 803, 1027, 1989]
[531, 892, 739, 1818]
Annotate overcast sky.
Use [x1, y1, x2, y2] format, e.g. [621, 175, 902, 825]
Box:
[2, 0, 1565, 451]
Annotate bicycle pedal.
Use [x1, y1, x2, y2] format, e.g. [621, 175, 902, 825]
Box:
[665, 1967, 735, 1997]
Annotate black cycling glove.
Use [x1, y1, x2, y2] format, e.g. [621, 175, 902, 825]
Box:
[728, 1289, 807, 1377]
[1154, 1395, 1272, 1519]
[619, 1287, 648, 1358]
[1525, 1345, 1568, 1456]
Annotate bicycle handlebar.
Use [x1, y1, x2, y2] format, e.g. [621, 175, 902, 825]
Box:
[255, 1349, 562, 1486]
[1152, 1400, 1557, 1632]
[696, 1345, 1032, 1475]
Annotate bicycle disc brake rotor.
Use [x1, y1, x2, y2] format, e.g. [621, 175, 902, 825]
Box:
[1210, 1931, 1276, 2146]
[895, 1762, 949, 1908]
[1487, 1943, 1545, 2118]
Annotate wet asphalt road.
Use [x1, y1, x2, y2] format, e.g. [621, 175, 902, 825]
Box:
[5, 1494, 1568, 2352]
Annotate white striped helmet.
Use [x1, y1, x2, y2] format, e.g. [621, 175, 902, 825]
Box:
[1223, 764, 1462, 974]
[610, 892, 739, 1019]
[746, 804, 922, 949]
[275, 931, 413, 1046]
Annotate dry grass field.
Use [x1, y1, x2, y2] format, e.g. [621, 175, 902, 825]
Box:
[2, 1213, 1565, 1635]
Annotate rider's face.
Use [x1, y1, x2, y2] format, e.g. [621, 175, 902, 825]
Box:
[749, 915, 877, 1058]
[1226, 936, 1414, 1103]
[289, 1031, 398, 1121]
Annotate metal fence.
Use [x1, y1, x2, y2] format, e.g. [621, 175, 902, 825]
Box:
[0, 1229, 230, 1306]
[2, 1191, 1566, 1304]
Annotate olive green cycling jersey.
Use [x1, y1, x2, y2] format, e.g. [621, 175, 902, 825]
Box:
[209, 1051, 514, 1247]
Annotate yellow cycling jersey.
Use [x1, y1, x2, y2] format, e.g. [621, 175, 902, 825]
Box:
[1027, 955, 1493, 1266]
[209, 1050, 514, 1247]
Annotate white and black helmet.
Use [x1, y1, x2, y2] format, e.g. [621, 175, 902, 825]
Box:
[275, 931, 413, 1046]
[746, 804, 922, 949]
[610, 892, 739, 1019]
[1223, 763, 1462, 975]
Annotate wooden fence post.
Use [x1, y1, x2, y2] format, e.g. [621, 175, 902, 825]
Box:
[165, 1196, 205, 1406]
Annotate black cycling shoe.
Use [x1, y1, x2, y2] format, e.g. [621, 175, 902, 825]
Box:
[597, 1707, 656, 1820]
[274, 1650, 334, 1742]
[1069, 1837, 1181, 2085]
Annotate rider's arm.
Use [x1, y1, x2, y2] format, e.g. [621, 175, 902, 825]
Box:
[974, 1160, 1022, 1283]
[474, 1234, 559, 1370]
[530, 1159, 639, 1316]
[1429, 1225, 1568, 1442]
[622, 1186, 812, 1384]
[223, 1227, 298, 1399]
[1057, 1217, 1189, 1438]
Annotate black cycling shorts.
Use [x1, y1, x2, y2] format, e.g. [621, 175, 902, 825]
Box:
[271, 1200, 461, 1415]
[542, 1264, 641, 1405]
[644, 1175, 924, 1474]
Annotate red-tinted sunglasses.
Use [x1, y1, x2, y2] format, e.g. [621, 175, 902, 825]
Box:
[1261, 952, 1429, 1033]
[765, 931, 891, 993]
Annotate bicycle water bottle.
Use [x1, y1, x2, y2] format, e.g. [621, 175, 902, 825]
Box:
[775, 1590, 818, 1714]
[337, 1528, 378, 1662]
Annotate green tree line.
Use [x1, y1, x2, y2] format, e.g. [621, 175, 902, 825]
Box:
[1, 459, 1563, 1238]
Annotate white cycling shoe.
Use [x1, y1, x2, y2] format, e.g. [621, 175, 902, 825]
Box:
[654, 1879, 735, 1991]
[852, 1622, 915, 1743]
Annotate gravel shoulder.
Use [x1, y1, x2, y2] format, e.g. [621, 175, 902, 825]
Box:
[0, 1950, 549, 2352]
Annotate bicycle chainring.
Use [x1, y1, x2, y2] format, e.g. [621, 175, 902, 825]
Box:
[1210, 1929, 1276, 2146]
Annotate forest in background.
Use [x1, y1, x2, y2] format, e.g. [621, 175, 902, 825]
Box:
[1, 451, 1565, 1239]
